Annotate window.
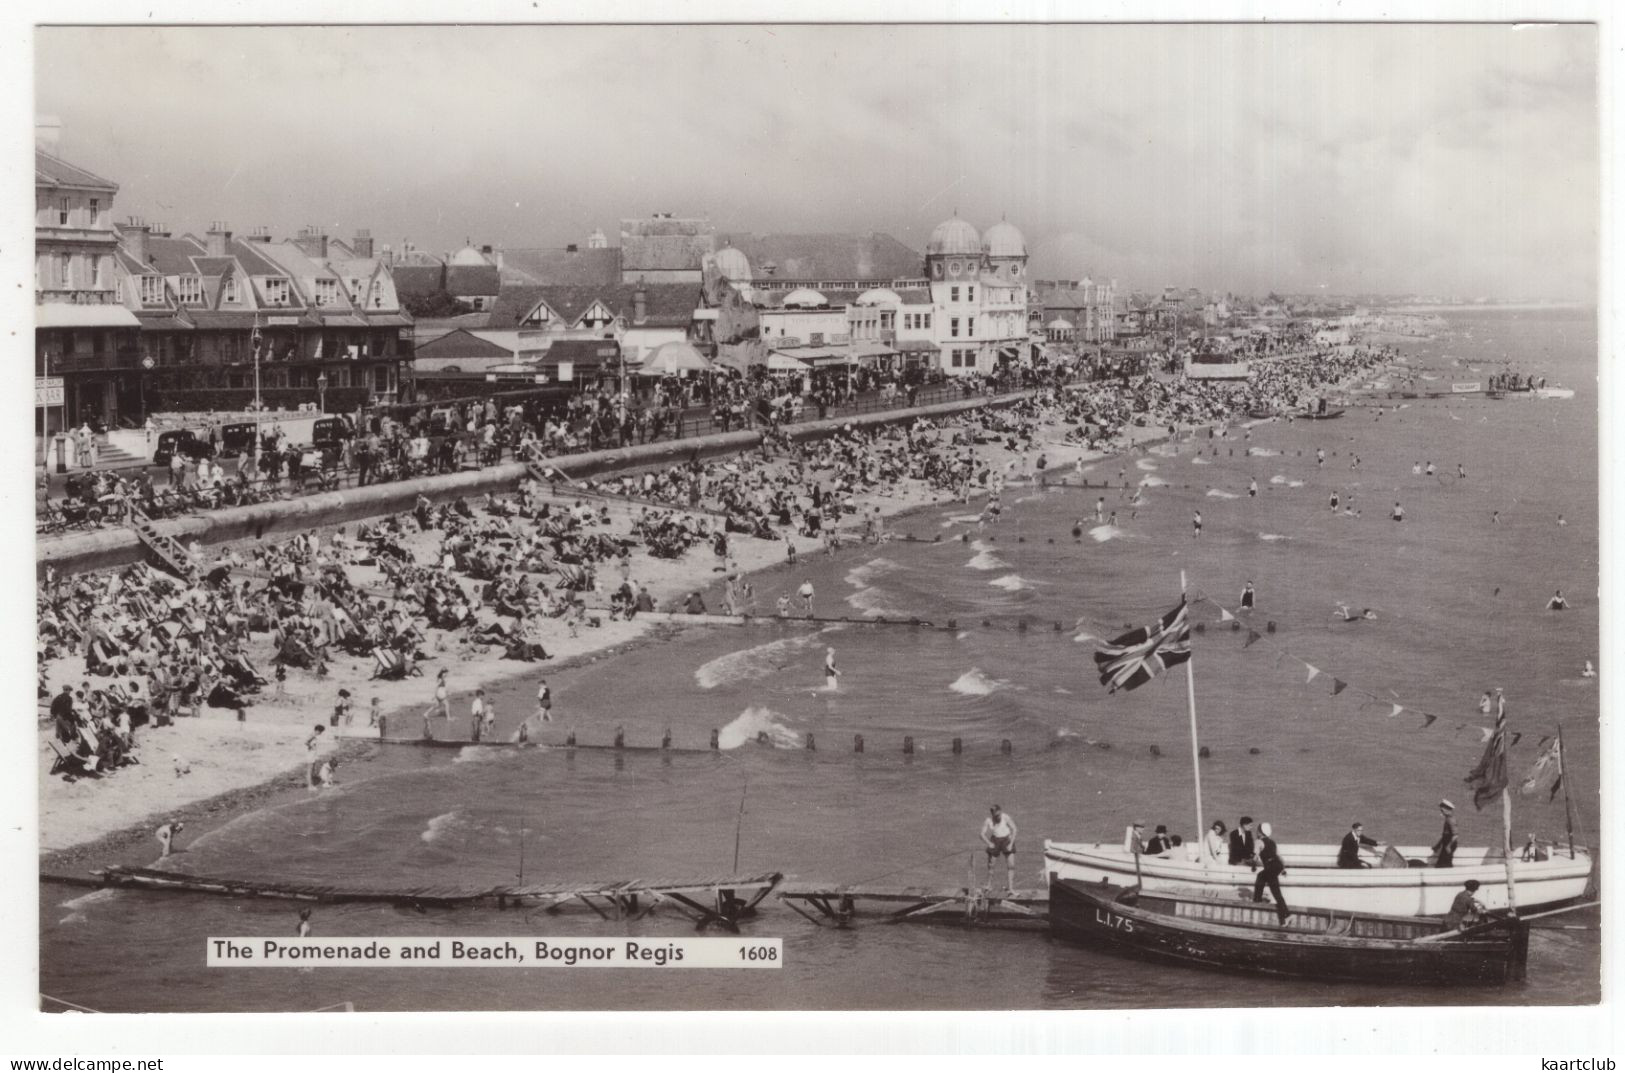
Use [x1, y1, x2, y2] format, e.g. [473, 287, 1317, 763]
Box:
[59, 198, 70, 226]
[89, 198, 99, 225]
[57, 254, 71, 288]
[810, 332, 824, 346]
[967, 286, 975, 302]
[522, 303, 551, 327]
[177, 276, 204, 305]
[222, 275, 238, 303]
[139, 275, 165, 305]
[922, 313, 931, 330]
[314, 279, 339, 307]
[967, 317, 976, 337]
[950, 286, 959, 302]
[261, 278, 291, 306]
[950, 318, 960, 338]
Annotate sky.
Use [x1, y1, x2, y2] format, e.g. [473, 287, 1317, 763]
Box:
[35, 22, 1600, 300]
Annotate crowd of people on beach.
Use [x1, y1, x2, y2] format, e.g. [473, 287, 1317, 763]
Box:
[39, 337, 1406, 780]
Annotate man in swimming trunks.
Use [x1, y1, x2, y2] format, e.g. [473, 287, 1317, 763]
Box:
[823, 648, 840, 691]
[981, 804, 1018, 891]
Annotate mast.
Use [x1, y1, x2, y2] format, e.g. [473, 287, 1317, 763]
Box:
[1501, 786, 1518, 916]
[1557, 723, 1576, 859]
[1181, 571, 1205, 849]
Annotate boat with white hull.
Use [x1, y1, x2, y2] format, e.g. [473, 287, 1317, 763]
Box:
[1043, 840, 1593, 918]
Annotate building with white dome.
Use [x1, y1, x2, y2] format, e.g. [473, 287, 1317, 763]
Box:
[922, 214, 1033, 375]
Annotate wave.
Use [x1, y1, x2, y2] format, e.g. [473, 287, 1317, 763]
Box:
[966, 548, 1009, 570]
[1089, 525, 1122, 543]
[1258, 532, 1290, 542]
[59, 887, 120, 924]
[1073, 631, 1095, 643]
[421, 809, 463, 844]
[941, 513, 982, 527]
[989, 574, 1032, 592]
[846, 585, 907, 618]
[717, 705, 801, 749]
[1191, 456, 1211, 465]
[1269, 475, 1288, 485]
[845, 557, 902, 588]
[1206, 489, 1239, 499]
[1139, 476, 1168, 488]
[949, 668, 1006, 696]
[1246, 447, 1280, 457]
[1135, 459, 1159, 471]
[695, 632, 827, 689]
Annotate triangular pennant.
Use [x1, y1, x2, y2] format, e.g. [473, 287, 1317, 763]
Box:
[1219, 608, 1235, 622]
[1422, 713, 1438, 728]
[1305, 664, 1320, 684]
[1243, 630, 1261, 649]
[1331, 678, 1348, 696]
[1510, 731, 1523, 747]
[1478, 726, 1495, 743]
[1390, 704, 1404, 718]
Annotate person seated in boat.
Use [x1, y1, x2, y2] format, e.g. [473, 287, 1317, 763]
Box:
[1123, 820, 1147, 856]
[1443, 879, 1486, 931]
[1337, 822, 1381, 868]
[1143, 824, 1173, 856]
[1204, 819, 1229, 863]
[1228, 816, 1259, 868]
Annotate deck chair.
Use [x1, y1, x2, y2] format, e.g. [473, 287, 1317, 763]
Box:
[371, 647, 407, 681]
[47, 738, 96, 779]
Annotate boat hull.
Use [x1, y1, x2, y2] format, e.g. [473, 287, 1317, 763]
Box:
[1048, 879, 1527, 986]
[1044, 840, 1592, 917]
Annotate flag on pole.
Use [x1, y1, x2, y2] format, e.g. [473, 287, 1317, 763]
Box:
[1464, 707, 1510, 810]
[1331, 678, 1348, 696]
[1518, 735, 1563, 801]
[1094, 598, 1191, 693]
[1304, 663, 1320, 684]
[1422, 713, 1438, 728]
[1390, 704, 1404, 718]
[1243, 630, 1261, 648]
[1219, 608, 1235, 622]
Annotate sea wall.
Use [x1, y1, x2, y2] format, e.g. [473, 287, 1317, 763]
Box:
[37, 389, 1030, 578]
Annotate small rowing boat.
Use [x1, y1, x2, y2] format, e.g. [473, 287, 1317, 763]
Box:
[1049, 878, 1529, 985]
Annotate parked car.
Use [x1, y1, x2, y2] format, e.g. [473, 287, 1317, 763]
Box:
[220, 422, 258, 456]
[312, 416, 353, 449]
[152, 429, 215, 467]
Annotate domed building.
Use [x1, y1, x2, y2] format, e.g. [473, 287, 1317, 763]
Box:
[925, 215, 982, 281]
[712, 244, 753, 285]
[922, 214, 1032, 377]
[982, 220, 1027, 281]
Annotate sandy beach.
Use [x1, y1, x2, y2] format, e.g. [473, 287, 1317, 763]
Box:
[39, 399, 1161, 858]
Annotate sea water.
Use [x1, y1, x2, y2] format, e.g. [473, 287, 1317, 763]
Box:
[41, 309, 1599, 1011]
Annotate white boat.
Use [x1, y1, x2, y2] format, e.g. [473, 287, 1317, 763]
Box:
[1043, 840, 1594, 918]
[1534, 387, 1575, 400]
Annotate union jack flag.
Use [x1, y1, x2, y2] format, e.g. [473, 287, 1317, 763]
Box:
[1095, 598, 1191, 693]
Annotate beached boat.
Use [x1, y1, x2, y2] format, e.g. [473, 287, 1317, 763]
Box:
[1042, 840, 1593, 917]
[1048, 878, 1529, 985]
[1298, 406, 1344, 419]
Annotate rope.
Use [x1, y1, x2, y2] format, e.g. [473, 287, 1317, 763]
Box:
[40, 993, 102, 1013]
[846, 846, 974, 887]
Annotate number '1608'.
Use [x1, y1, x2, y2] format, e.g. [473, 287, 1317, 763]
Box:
[738, 945, 778, 961]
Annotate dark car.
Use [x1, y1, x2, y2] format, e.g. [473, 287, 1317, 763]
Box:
[311, 416, 353, 449]
[152, 429, 215, 467]
[220, 422, 258, 456]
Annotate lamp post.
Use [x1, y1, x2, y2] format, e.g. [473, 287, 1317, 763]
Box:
[317, 370, 328, 415]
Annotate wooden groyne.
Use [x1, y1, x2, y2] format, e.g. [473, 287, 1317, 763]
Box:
[47, 866, 783, 930]
[780, 883, 1048, 930]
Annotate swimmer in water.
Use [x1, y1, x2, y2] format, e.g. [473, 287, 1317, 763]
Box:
[1547, 590, 1569, 611]
[297, 908, 313, 937]
[1582, 660, 1597, 678]
[1392, 502, 1405, 522]
[1413, 461, 1421, 476]
[1334, 603, 1378, 622]
[1426, 461, 1436, 477]
[1558, 514, 1567, 527]
[1248, 478, 1258, 498]
[823, 647, 841, 691]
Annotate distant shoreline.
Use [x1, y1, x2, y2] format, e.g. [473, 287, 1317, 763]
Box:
[1387, 302, 1593, 314]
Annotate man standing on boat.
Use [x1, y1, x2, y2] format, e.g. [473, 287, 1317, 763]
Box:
[1432, 799, 1459, 867]
[1252, 822, 1290, 924]
[1228, 816, 1259, 867]
[1337, 822, 1381, 868]
[981, 804, 1018, 892]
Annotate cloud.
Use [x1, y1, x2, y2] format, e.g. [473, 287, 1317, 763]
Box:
[36, 22, 1598, 299]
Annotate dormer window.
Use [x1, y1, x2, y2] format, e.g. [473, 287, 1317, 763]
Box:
[314, 279, 339, 307]
[139, 275, 165, 305]
[522, 303, 551, 327]
[222, 276, 239, 303]
[177, 276, 204, 305]
[261, 278, 290, 306]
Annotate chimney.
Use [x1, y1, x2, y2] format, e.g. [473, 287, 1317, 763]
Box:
[633, 288, 648, 324]
[566, 244, 579, 253]
[294, 226, 329, 260]
[35, 115, 62, 150]
[480, 244, 493, 257]
[353, 229, 374, 258]
[206, 221, 232, 257]
[122, 216, 151, 268]
[247, 226, 272, 244]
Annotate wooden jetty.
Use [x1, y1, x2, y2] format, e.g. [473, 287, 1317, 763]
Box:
[364, 735, 717, 754]
[72, 866, 783, 932]
[779, 883, 1048, 930]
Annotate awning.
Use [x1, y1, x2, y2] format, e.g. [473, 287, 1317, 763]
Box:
[366, 313, 413, 327]
[850, 340, 896, 359]
[36, 303, 141, 329]
[320, 314, 369, 328]
[765, 351, 811, 371]
[894, 339, 939, 354]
